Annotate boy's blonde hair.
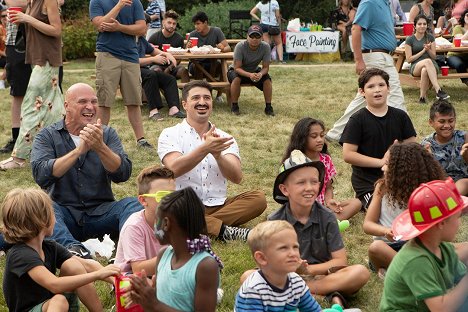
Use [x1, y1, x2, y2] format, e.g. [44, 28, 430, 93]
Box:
[137, 165, 175, 195]
[247, 220, 294, 254]
[0, 188, 53, 243]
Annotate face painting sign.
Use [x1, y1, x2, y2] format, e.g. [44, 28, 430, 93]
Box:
[285, 31, 339, 53]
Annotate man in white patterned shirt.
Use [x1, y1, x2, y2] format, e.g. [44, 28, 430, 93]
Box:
[158, 80, 266, 241]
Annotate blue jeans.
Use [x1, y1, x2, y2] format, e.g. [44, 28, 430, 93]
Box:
[50, 198, 142, 249]
[447, 55, 468, 83]
[0, 198, 143, 250]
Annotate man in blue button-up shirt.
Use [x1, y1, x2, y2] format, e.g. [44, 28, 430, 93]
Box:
[27, 83, 142, 258]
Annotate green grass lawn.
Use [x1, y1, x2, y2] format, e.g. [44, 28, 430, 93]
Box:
[0, 59, 467, 311]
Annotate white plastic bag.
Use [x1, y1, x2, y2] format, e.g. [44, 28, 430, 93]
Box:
[82, 234, 115, 259]
[287, 18, 301, 32]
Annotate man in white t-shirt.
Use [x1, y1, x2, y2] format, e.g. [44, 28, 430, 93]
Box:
[157, 80, 267, 241]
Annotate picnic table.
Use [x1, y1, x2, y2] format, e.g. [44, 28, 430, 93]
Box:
[393, 45, 468, 87]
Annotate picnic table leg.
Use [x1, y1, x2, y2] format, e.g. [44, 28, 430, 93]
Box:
[220, 59, 230, 105]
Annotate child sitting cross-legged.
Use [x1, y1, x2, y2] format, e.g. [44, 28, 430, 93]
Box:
[422, 99, 468, 196]
[283, 117, 361, 221]
[114, 165, 176, 275]
[235, 220, 322, 312]
[1, 188, 120, 312]
[124, 187, 223, 312]
[363, 142, 447, 278]
[380, 178, 468, 311]
[269, 149, 370, 308]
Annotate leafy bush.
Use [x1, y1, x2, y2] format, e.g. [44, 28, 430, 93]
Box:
[61, 0, 89, 20]
[177, 0, 337, 38]
[280, 0, 336, 26]
[62, 17, 97, 60]
[178, 0, 256, 38]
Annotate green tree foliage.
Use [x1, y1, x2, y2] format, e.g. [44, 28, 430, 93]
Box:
[62, 17, 97, 60]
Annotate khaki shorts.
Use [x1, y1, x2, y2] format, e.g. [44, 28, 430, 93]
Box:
[95, 52, 142, 107]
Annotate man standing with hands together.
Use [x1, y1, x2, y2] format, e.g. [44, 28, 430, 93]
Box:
[89, 0, 152, 148]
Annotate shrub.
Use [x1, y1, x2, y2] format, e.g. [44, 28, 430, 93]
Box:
[62, 17, 97, 60]
[61, 0, 89, 20]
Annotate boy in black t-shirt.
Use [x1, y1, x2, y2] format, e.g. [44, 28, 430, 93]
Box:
[1, 188, 120, 312]
[340, 68, 417, 210]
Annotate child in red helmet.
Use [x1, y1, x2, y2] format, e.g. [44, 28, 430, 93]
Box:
[380, 178, 468, 311]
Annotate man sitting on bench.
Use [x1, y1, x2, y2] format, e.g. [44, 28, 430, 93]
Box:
[228, 25, 274, 116]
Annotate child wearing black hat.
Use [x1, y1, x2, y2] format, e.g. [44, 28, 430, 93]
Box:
[268, 150, 369, 308]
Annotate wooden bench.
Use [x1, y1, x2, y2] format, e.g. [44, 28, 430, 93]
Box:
[398, 72, 468, 87]
[177, 81, 256, 105]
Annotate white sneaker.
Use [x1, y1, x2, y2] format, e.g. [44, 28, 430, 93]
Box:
[0, 80, 5, 89]
[215, 96, 225, 104]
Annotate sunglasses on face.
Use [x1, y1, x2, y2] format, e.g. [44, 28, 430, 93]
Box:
[249, 34, 262, 39]
[142, 190, 173, 202]
[1, 15, 6, 18]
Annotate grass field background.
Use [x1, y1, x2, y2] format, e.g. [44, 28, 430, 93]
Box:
[0, 59, 467, 311]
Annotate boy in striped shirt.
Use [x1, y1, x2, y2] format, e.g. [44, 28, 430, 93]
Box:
[235, 220, 321, 312]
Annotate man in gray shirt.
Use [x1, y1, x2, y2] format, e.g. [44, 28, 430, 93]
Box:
[228, 25, 274, 116]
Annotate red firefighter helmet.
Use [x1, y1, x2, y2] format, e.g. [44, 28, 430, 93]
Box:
[392, 178, 468, 240]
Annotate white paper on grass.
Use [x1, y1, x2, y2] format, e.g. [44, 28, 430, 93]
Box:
[82, 234, 115, 259]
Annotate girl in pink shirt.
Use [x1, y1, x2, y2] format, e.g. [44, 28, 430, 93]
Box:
[283, 117, 361, 220]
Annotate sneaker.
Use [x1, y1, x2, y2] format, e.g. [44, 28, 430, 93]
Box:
[436, 89, 450, 100]
[0, 80, 5, 89]
[149, 112, 164, 121]
[231, 103, 240, 115]
[68, 244, 93, 259]
[137, 138, 153, 149]
[222, 225, 250, 241]
[419, 97, 426, 104]
[325, 133, 340, 143]
[215, 96, 225, 104]
[169, 111, 186, 118]
[264, 105, 275, 116]
[0, 139, 15, 154]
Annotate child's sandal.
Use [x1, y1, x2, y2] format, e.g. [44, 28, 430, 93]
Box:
[324, 291, 348, 309]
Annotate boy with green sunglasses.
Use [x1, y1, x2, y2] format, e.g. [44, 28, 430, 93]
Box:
[114, 166, 175, 275]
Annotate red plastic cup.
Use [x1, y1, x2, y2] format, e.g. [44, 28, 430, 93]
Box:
[7, 7, 22, 23]
[441, 66, 449, 76]
[453, 37, 461, 47]
[190, 37, 198, 47]
[186, 33, 190, 40]
[403, 22, 414, 36]
[162, 43, 170, 52]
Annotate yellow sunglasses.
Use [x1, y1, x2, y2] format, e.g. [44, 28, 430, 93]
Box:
[141, 190, 173, 202]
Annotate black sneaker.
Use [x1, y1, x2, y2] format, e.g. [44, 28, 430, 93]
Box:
[222, 225, 250, 242]
[68, 244, 93, 259]
[436, 89, 450, 100]
[169, 111, 186, 118]
[419, 97, 426, 104]
[231, 103, 240, 115]
[264, 105, 275, 116]
[0, 139, 15, 154]
[137, 138, 153, 149]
